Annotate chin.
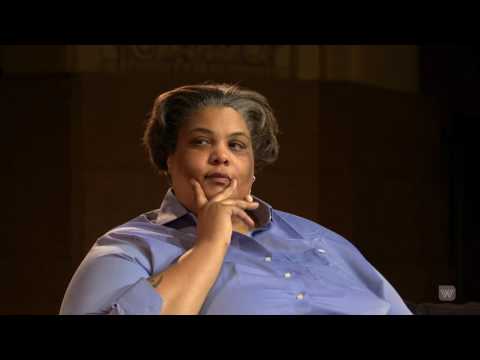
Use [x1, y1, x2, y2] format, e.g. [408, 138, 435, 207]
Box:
[203, 183, 228, 197]
[203, 181, 241, 199]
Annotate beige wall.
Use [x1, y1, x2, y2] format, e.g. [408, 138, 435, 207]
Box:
[2, 45, 419, 93]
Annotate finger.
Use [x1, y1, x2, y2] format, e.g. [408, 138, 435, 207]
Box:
[230, 207, 256, 228]
[222, 199, 259, 210]
[211, 178, 237, 202]
[190, 178, 208, 209]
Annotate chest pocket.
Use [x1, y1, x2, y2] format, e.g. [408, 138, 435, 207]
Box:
[231, 262, 275, 278]
[288, 248, 362, 289]
[285, 248, 330, 266]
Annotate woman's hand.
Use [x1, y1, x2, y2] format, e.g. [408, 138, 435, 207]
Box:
[190, 178, 259, 246]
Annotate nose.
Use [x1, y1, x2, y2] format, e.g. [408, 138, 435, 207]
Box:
[208, 144, 230, 165]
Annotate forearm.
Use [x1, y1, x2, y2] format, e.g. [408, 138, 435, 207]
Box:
[149, 239, 228, 315]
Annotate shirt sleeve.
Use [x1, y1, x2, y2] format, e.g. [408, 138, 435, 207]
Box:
[59, 252, 164, 315]
[372, 269, 413, 315]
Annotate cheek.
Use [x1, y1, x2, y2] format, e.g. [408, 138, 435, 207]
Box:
[238, 158, 254, 188]
[244, 154, 254, 178]
[177, 151, 207, 178]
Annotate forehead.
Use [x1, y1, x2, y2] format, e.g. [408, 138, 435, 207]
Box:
[182, 106, 250, 135]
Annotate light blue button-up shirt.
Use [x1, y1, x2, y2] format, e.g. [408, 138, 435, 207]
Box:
[60, 188, 412, 315]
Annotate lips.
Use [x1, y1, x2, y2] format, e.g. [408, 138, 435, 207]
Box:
[205, 173, 231, 185]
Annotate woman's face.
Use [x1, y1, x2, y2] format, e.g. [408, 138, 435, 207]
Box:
[167, 106, 255, 214]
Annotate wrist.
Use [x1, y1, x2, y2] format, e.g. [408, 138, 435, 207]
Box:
[195, 237, 229, 254]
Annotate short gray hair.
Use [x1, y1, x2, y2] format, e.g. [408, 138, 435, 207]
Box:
[142, 83, 280, 175]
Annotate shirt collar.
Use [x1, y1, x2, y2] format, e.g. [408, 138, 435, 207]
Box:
[152, 187, 273, 229]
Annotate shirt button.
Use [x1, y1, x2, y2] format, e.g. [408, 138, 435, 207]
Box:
[316, 248, 326, 254]
[296, 293, 305, 300]
[264, 256, 272, 262]
[284, 272, 292, 279]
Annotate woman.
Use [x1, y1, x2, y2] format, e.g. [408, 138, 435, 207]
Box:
[60, 83, 412, 315]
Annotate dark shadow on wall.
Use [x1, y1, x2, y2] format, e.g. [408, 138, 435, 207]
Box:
[420, 45, 480, 304]
[1, 73, 74, 314]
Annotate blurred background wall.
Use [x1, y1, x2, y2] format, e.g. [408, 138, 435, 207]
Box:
[1, 45, 477, 314]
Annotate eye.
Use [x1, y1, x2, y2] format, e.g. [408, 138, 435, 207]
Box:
[229, 141, 247, 151]
[191, 138, 210, 146]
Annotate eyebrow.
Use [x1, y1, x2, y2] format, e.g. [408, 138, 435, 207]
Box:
[188, 127, 250, 140]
